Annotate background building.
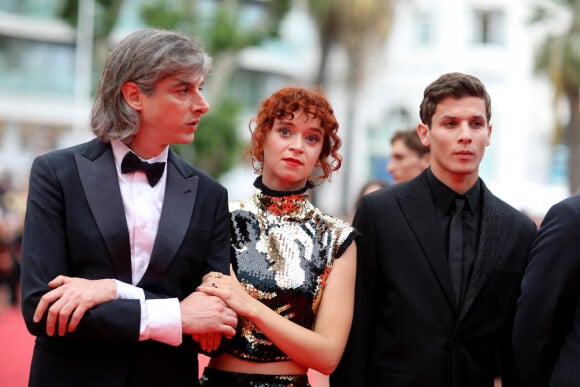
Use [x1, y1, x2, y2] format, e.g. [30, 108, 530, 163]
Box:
[0, 1, 82, 188]
[0, 0, 569, 220]
[226, 0, 568, 219]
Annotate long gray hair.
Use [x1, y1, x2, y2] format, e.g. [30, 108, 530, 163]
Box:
[90, 28, 212, 142]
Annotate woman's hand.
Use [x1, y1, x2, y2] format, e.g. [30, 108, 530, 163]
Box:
[197, 270, 258, 319]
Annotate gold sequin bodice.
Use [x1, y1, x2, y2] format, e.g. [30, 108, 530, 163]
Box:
[224, 177, 357, 362]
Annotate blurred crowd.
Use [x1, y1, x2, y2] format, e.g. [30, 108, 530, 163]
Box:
[0, 171, 27, 308]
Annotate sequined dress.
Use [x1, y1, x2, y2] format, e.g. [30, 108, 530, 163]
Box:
[223, 177, 357, 362]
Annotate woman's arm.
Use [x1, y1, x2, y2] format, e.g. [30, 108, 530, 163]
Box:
[198, 242, 357, 374]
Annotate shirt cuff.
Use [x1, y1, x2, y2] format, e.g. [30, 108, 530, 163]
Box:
[114, 280, 182, 346]
[115, 279, 144, 300]
[144, 298, 183, 346]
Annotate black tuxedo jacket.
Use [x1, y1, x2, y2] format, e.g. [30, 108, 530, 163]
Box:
[20, 138, 230, 387]
[331, 170, 537, 387]
[513, 194, 580, 387]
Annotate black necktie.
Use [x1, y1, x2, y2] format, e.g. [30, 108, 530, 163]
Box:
[449, 197, 465, 305]
[121, 151, 165, 187]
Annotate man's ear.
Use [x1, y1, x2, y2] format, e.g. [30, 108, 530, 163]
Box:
[121, 82, 143, 111]
[417, 123, 430, 147]
[486, 124, 493, 146]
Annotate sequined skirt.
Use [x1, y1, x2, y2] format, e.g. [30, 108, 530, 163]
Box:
[199, 367, 311, 387]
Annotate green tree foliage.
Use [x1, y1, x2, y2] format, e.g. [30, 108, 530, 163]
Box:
[58, 0, 121, 38]
[58, 0, 124, 92]
[58, 0, 291, 179]
[532, 0, 580, 193]
[173, 96, 242, 177]
[139, 0, 290, 178]
[307, 0, 394, 212]
[308, 0, 393, 87]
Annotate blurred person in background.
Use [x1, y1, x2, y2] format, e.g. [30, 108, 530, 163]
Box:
[332, 72, 537, 387]
[348, 179, 389, 222]
[387, 128, 430, 183]
[20, 28, 237, 387]
[355, 179, 390, 209]
[0, 171, 25, 307]
[0, 240, 19, 307]
[197, 87, 358, 387]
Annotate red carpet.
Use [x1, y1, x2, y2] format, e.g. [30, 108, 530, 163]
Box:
[0, 306, 328, 387]
[0, 306, 34, 387]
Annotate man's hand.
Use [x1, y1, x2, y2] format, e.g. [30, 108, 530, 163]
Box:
[192, 332, 223, 353]
[180, 291, 237, 339]
[33, 275, 116, 336]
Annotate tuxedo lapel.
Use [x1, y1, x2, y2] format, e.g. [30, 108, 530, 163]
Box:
[75, 140, 132, 283]
[139, 151, 198, 287]
[399, 175, 456, 309]
[459, 185, 512, 320]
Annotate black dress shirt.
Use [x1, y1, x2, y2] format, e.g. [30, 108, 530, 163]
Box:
[426, 168, 482, 308]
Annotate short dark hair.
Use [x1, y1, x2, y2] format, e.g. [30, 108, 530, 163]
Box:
[419, 72, 491, 127]
[390, 129, 430, 157]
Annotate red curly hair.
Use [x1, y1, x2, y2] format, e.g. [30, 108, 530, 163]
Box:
[248, 86, 342, 182]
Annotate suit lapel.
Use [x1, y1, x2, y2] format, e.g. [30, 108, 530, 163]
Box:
[399, 174, 457, 308]
[139, 150, 198, 287]
[459, 184, 512, 320]
[76, 140, 132, 283]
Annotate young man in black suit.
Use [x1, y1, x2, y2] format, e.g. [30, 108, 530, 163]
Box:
[331, 72, 537, 387]
[20, 28, 237, 387]
[513, 194, 580, 387]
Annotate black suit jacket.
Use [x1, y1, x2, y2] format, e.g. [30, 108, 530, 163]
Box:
[331, 170, 537, 387]
[20, 138, 230, 387]
[513, 194, 580, 387]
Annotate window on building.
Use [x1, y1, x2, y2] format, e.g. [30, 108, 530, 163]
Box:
[0, 0, 60, 18]
[473, 8, 505, 45]
[413, 10, 435, 46]
[231, 68, 293, 115]
[0, 36, 75, 96]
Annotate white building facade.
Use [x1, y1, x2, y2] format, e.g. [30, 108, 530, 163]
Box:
[0, 0, 569, 218]
[236, 0, 568, 218]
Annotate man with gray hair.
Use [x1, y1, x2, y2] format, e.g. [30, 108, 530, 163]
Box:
[20, 28, 237, 387]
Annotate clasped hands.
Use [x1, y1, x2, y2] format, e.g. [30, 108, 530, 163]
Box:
[193, 270, 257, 352]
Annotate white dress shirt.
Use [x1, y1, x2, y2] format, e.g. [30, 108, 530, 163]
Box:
[110, 139, 181, 346]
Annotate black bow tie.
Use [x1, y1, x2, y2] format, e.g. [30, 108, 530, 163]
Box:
[121, 151, 166, 187]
